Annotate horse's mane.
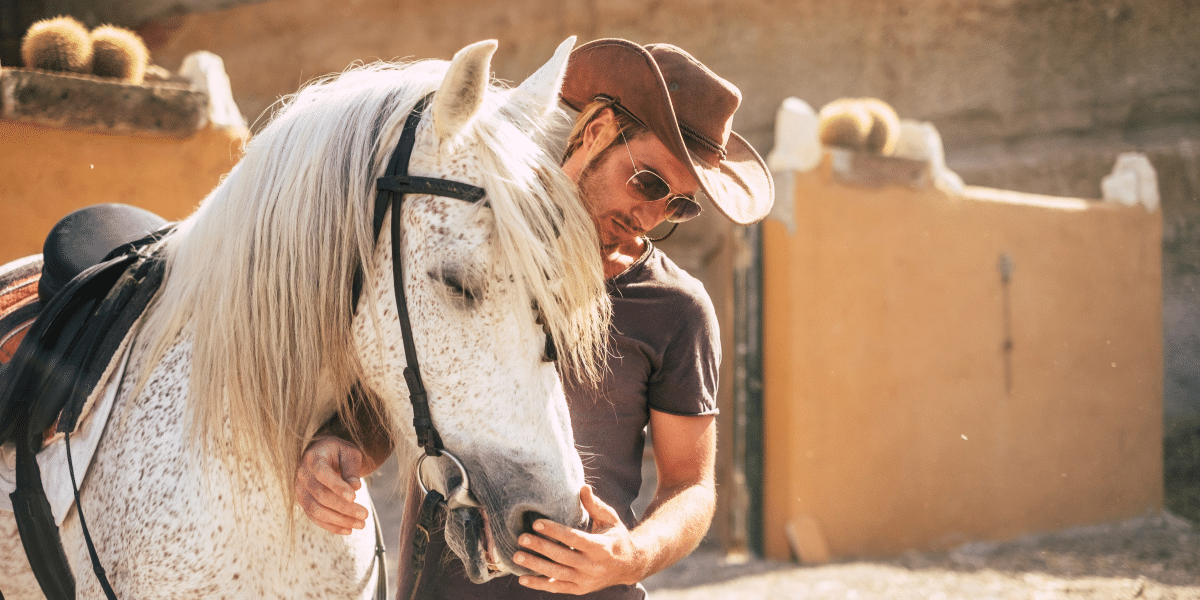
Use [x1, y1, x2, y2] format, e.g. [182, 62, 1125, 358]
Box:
[132, 60, 609, 494]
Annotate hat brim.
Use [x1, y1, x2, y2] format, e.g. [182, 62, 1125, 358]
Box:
[561, 39, 774, 225]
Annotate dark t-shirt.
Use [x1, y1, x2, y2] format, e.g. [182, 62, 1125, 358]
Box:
[397, 244, 720, 600]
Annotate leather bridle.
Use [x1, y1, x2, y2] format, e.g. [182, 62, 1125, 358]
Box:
[363, 93, 565, 599]
[360, 94, 491, 599]
[361, 91, 494, 504]
[365, 93, 485, 461]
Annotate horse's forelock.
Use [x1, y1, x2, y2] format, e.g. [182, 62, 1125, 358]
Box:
[470, 95, 611, 385]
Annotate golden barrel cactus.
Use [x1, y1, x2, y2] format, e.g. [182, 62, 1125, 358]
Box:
[90, 25, 149, 84]
[21, 16, 93, 73]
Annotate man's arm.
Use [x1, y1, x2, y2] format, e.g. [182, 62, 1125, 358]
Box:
[628, 410, 717, 573]
[514, 410, 716, 594]
[295, 397, 394, 535]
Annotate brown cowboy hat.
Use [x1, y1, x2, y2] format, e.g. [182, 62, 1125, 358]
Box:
[560, 38, 774, 225]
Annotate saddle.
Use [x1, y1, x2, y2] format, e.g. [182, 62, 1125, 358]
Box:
[0, 203, 169, 600]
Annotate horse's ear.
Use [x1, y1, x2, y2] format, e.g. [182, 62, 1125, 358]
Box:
[514, 36, 576, 115]
[434, 39, 498, 141]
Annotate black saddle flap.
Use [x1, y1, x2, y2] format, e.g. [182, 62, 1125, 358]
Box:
[0, 246, 166, 450]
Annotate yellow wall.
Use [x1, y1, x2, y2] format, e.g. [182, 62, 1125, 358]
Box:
[0, 120, 244, 263]
[762, 156, 1163, 561]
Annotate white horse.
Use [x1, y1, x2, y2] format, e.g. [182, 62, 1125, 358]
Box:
[0, 37, 608, 599]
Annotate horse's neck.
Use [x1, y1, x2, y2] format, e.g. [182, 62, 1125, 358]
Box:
[117, 333, 192, 439]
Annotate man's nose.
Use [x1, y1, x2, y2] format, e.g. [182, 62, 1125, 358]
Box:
[630, 201, 667, 233]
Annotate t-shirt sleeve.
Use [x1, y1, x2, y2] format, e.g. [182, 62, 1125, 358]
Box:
[645, 284, 720, 416]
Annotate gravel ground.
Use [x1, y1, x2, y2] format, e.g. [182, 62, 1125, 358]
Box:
[643, 513, 1199, 600]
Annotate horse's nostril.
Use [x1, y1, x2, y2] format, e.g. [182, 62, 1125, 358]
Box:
[521, 510, 550, 535]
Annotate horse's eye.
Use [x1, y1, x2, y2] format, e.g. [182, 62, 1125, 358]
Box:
[432, 270, 476, 302]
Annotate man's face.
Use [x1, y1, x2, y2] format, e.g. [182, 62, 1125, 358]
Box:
[566, 114, 699, 255]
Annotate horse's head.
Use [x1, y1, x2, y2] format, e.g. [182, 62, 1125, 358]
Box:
[350, 38, 608, 582]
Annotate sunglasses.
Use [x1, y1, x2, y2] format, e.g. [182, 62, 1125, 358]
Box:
[618, 130, 702, 224]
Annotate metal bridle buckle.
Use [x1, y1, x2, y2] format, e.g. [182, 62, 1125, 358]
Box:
[416, 449, 481, 510]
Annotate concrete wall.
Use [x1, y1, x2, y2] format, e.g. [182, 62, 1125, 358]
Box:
[762, 153, 1163, 561]
[0, 120, 244, 263]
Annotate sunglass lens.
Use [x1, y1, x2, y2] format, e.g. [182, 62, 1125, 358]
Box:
[627, 168, 701, 223]
[628, 171, 672, 202]
[666, 197, 702, 223]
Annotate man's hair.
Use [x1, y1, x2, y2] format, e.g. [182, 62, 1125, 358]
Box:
[562, 98, 649, 166]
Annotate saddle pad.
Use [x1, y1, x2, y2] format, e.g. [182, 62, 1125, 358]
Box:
[0, 330, 133, 525]
[0, 255, 41, 314]
[0, 255, 43, 362]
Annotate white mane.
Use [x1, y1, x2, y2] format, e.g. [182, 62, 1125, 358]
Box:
[132, 60, 609, 493]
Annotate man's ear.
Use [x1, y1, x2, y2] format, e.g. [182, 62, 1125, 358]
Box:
[580, 108, 618, 164]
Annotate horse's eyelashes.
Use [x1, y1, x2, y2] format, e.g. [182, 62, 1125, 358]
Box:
[431, 270, 477, 303]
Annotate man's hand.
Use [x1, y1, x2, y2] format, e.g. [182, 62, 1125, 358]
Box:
[295, 436, 371, 535]
[513, 485, 644, 595]
[515, 412, 717, 594]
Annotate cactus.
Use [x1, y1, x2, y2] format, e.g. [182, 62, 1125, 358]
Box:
[818, 98, 873, 152]
[21, 16, 93, 74]
[90, 25, 149, 84]
[859, 98, 900, 156]
[818, 97, 900, 156]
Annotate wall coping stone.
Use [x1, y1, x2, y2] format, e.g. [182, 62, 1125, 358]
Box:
[0, 68, 209, 138]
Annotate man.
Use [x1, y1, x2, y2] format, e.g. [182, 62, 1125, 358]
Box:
[296, 38, 773, 598]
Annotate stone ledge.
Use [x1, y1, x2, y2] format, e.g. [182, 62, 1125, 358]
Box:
[0, 68, 209, 138]
[828, 147, 932, 189]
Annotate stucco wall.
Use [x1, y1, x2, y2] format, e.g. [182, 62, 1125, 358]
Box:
[762, 155, 1163, 561]
[0, 120, 244, 263]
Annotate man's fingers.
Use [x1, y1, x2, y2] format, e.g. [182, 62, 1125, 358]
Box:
[516, 573, 578, 595]
[513, 549, 575, 584]
[529, 518, 594, 552]
[296, 437, 375, 535]
[305, 500, 367, 534]
[305, 439, 364, 501]
[310, 482, 369, 521]
[336, 443, 364, 485]
[313, 464, 358, 502]
[518, 532, 580, 567]
[295, 478, 367, 534]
